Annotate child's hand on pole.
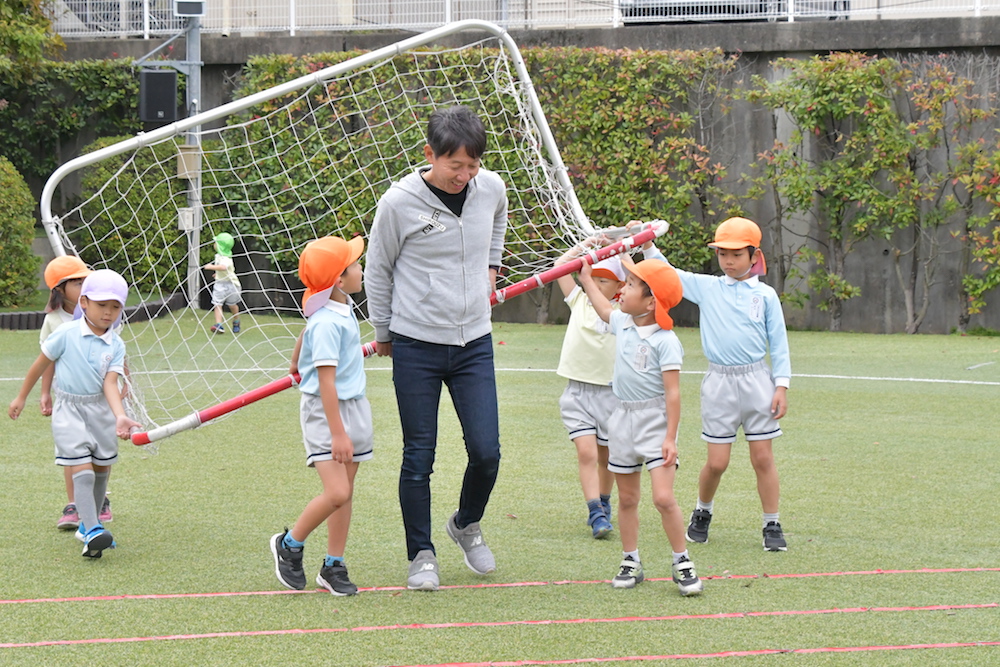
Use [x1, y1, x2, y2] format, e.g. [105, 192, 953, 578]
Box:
[116, 414, 142, 440]
[626, 220, 654, 250]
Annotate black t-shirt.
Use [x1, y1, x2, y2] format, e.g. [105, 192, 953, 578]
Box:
[422, 173, 468, 217]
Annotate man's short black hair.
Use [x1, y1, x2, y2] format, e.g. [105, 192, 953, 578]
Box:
[426, 105, 487, 160]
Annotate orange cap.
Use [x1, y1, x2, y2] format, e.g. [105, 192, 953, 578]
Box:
[299, 236, 365, 317]
[708, 217, 766, 276]
[44, 256, 91, 290]
[626, 260, 683, 331]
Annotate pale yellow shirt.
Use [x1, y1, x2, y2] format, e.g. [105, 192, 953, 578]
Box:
[213, 254, 241, 289]
[556, 286, 617, 386]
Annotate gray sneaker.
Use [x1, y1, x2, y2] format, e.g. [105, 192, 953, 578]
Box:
[407, 549, 439, 591]
[445, 511, 496, 575]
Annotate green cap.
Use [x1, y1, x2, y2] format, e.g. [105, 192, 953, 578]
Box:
[214, 232, 235, 257]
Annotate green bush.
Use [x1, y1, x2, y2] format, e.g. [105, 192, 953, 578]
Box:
[0, 156, 41, 307]
[0, 59, 141, 181]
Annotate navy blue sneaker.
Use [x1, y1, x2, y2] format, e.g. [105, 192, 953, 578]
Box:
[588, 507, 612, 539]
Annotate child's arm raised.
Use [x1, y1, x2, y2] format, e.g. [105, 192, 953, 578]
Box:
[9, 353, 54, 420]
[578, 262, 614, 323]
[318, 366, 353, 465]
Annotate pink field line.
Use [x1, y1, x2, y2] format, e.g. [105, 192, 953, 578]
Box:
[393, 642, 1000, 666]
[0, 604, 996, 650]
[2, 567, 998, 607]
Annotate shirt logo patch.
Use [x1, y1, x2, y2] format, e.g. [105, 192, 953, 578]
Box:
[633, 343, 650, 372]
[749, 295, 763, 322]
[419, 211, 446, 234]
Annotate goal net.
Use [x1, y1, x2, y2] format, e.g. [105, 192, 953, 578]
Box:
[40, 20, 593, 435]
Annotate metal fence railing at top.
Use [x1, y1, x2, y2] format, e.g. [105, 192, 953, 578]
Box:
[49, 0, 1000, 39]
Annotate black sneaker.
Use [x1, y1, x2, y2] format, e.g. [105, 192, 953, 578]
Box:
[611, 556, 644, 589]
[763, 521, 788, 552]
[317, 561, 358, 596]
[671, 555, 704, 596]
[270, 529, 306, 590]
[686, 508, 712, 543]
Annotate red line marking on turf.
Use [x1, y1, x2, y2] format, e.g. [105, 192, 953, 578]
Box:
[1, 603, 996, 649]
[391, 642, 1000, 666]
[2, 567, 998, 606]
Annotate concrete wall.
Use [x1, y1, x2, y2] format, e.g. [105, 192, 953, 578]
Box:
[53, 17, 1000, 333]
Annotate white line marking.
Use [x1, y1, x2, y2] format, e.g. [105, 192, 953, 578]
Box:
[2, 370, 996, 386]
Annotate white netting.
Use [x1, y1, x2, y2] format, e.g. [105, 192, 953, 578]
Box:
[44, 25, 591, 432]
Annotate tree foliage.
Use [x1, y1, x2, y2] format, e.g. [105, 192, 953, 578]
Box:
[0, 0, 63, 87]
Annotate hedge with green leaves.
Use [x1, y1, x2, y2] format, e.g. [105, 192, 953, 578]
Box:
[0, 156, 41, 307]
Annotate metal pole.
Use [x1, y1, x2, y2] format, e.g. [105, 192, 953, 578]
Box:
[185, 16, 203, 310]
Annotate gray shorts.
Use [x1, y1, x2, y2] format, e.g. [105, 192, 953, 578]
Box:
[700, 360, 782, 444]
[300, 392, 374, 467]
[52, 390, 118, 467]
[607, 395, 678, 474]
[559, 380, 615, 446]
[211, 281, 241, 307]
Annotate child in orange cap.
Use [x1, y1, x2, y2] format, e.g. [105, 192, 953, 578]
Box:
[270, 235, 370, 596]
[643, 217, 790, 552]
[38, 256, 113, 530]
[579, 254, 703, 597]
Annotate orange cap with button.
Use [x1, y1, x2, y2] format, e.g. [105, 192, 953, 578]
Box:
[44, 256, 91, 290]
[708, 217, 766, 276]
[626, 260, 683, 331]
[299, 236, 365, 317]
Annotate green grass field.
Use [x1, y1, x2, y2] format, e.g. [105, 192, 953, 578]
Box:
[1, 323, 998, 665]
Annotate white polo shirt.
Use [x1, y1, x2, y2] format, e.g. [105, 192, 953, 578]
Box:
[297, 300, 366, 400]
[609, 310, 683, 402]
[41, 318, 126, 396]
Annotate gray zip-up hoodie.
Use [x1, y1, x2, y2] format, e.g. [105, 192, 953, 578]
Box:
[365, 167, 508, 346]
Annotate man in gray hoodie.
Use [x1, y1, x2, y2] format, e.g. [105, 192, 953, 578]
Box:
[365, 105, 508, 591]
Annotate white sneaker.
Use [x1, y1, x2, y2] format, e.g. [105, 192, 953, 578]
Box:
[672, 556, 703, 596]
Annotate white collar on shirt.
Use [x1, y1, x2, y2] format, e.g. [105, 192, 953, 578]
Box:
[322, 299, 353, 315]
[723, 274, 760, 287]
[621, 315, 660, 340]
[77, 316, 115, 344]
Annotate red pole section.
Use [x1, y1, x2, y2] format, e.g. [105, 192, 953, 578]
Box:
[490, 221, 668, 306]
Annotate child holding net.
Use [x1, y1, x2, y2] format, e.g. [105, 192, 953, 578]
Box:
[554, 241, 627, 539]
[270, 235, 371, 596]
[38, 256, 112, 530]
[578, 254, 703, 596]
[9, 269, 141, 558]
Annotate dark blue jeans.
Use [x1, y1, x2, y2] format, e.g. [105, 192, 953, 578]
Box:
[392, 333, 501, 560]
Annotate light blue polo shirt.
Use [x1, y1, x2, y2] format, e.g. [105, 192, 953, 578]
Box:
[41, 318, 126, 396]
[609, 310, 684, 402]
[297, 300, 366, 400]
[644, 247, 791, 386]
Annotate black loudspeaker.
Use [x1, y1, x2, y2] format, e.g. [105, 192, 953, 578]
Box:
[139, 69, 177, 123]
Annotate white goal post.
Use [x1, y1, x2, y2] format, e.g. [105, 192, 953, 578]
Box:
[39, 20, 596, 434]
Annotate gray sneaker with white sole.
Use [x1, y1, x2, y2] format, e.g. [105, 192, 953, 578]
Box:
[407, 549, 440, 591]
[445, 511, 496, 575]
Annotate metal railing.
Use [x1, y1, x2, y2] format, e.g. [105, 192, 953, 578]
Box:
[49, 0, 1000, 39]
